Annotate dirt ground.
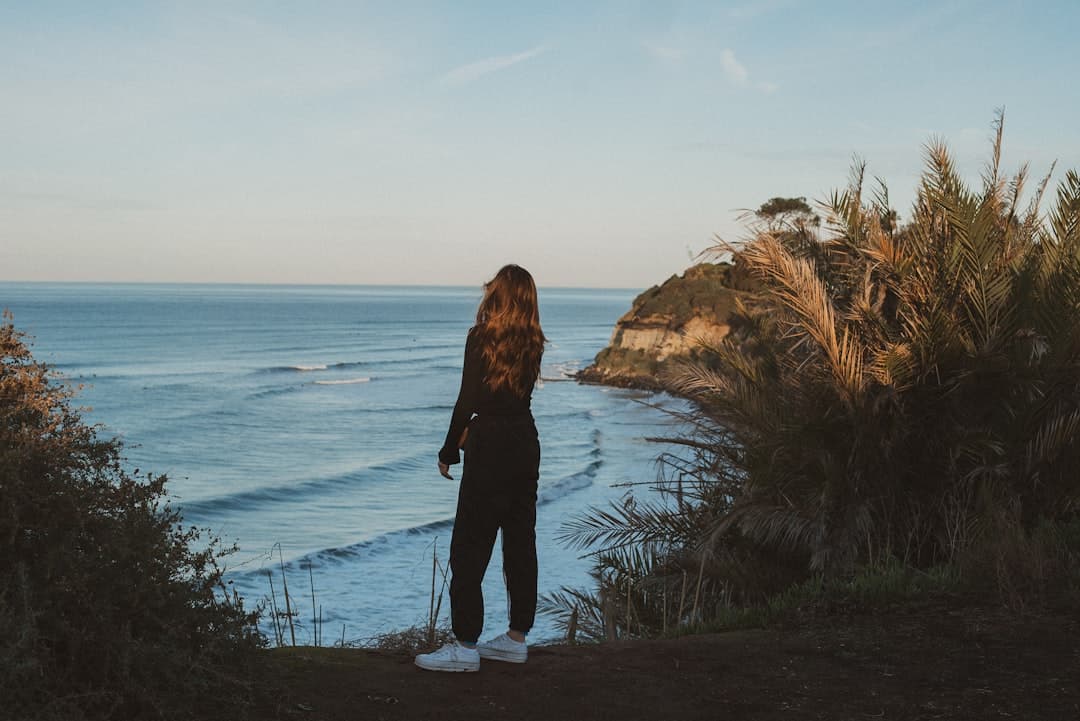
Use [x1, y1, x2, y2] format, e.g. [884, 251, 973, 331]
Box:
[255, 602, 1080, 721]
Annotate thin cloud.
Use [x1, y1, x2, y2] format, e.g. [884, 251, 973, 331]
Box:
[643, 41, 684, 63]
[442, 45, 546, 87]
[720, 48, 777, 93]
[720, 49, 749, 85]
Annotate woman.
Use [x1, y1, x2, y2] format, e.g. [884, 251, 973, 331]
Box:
[415, 264, 546, 673]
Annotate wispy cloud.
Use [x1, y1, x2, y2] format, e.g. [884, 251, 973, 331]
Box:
[643, 41, 684, 63]
[720, 49, 749, 85]
[441, 45, 546, 87]
[720, 48, 777, 93]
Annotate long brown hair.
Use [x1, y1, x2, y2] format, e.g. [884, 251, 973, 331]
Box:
[473, 264, 546, 396]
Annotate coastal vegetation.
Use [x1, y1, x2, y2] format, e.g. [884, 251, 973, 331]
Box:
[0, 318, 263, 720]
[549, 113, 1080, 640]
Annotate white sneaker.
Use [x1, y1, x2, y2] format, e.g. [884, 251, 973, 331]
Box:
[414, 641, 480, 672]
[477, 633, 528, 664]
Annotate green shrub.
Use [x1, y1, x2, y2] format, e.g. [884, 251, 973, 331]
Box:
[0, 318, 263, 720]
[556, 113, 1080, 636]
[629, 263, 741, 321]
[593, 347, 659, 377]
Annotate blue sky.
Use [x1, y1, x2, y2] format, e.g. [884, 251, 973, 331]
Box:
[2, 1, 1078, 288]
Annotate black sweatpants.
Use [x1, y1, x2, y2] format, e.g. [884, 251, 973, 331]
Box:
[449, 414, 540, 644]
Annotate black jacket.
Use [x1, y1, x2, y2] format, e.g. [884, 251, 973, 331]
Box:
[438, 328, 534, 466]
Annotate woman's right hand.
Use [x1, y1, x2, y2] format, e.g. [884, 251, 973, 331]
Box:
[438, 460, 453, 480]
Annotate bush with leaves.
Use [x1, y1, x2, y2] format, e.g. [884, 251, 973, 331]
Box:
[0, 317, 263, 720]
[553, 113, 1080, 637]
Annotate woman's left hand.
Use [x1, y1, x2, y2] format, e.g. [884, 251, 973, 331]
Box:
[438, 460, 453, 480]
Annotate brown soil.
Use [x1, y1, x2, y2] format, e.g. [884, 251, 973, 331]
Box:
[255, 600, 1080, 721]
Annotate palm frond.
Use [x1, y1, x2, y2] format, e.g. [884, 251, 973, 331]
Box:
[561, 115, 1080, 629]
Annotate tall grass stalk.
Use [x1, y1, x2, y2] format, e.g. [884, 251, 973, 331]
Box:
[309, 564, 319, 647]
[267, 572, 284, 647]
[367, 538, 452, 654]
[276, 545, 297, 646]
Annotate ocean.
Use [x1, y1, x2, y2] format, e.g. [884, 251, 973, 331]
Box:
[0, 282, 684, 644]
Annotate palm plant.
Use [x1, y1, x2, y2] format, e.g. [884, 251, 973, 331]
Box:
[552, 112, 1080, 634]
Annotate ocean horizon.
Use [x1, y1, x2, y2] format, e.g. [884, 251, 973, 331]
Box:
[0, 280, 646, 292]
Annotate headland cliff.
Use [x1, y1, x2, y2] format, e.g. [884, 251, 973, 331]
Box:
[576, 262, 755, 391]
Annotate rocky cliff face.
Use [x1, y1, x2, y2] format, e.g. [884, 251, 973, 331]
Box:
[577, 262, 752, 391]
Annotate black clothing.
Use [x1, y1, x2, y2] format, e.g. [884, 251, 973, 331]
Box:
[439, 328, 533, 467]
[439, 327, 540, 643]
[449, 415, 540, 642]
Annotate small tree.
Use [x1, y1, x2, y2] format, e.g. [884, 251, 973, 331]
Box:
[0, 316, 263, 720]
[754, 196, 820, 229]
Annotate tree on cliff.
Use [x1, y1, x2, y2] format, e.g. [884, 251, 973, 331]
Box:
[0, 316, 263, 720]
[737, 195, 826, 277]
[551, 112, 1080, 638]
[754, 196, 820, 229]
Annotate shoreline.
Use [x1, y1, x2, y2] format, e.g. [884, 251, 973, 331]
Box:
[574, 367, 669, 393]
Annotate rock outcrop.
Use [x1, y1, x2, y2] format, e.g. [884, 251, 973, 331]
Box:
[577, 262, 753, 391]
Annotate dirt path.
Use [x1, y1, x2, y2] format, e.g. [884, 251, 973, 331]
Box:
[256, 604, 1080, 721]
